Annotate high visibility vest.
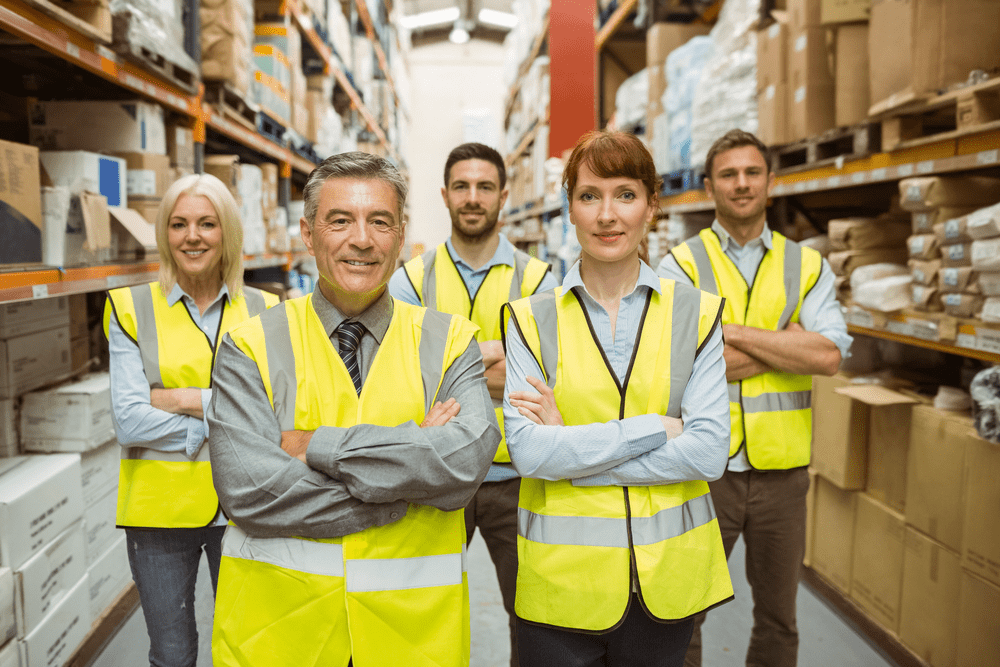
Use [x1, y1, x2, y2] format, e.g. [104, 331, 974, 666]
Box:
[212, 295, 479, 667]
[103, 283, 277, 528]
[502, 280, 734, 631]
[403, 242, 550, 463]
[670, 228, 822, 470]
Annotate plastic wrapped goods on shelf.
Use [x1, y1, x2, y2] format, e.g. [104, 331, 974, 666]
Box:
[689, 0, 760, 171]
[110, 0, 198, 93]
[663, 36, 713, 173]
[30, 100, 167, 155]
[614, 68, 648, 132]
[201, 0, 254, 96]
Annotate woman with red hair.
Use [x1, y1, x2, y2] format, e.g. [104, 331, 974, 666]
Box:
[501, 130, 734, 666]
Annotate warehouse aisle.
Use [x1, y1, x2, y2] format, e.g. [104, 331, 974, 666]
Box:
[93, 532, 898, 667]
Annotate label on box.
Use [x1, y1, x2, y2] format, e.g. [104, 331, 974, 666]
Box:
[906, 184, 921, 202]
[766, 85, 776, 100]
[126, 170, 157, 196]
[912, 268, 927, 283]
[886, 320, 914, 337]
[945, 219, 961, 239]
[910, 319, 939, 341]
[909, 237, 926, 254]
[795, 34, 807, 51]
[944, 293, 961, 306]
[768, 23, 781, 39]
[913, 212, 931, 230]
[898, 164, 914, 177]
[943, 268, 960, 287]
[795, 86, 806, 104]
[949, 244, 968, 260]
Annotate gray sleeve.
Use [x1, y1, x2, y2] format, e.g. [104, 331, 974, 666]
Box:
[306, 338, 500, 512]
[208, 334, 407, 539]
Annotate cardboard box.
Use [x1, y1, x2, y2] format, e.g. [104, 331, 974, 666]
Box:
[110, 153, 172, 202]
[757, 19, 789, 93]
[70, 336, 89, 374]
[0, 455, 83, 570]
[67, 294, 87, 342]
[758, 83, 790, 147]
[870, 0, 1000, 112]
[851, 493, 906, 632]
[13, 522, 86, 638]
[29, 100, 166, 155]
[204, 155, 241, 203]
[822, 0, 869, 23]
[787, 27, 835, 140]
[0, 327, 72, 400]
[38, 151, 126, 209]
[836, 384, 917, 513]
[827, 247, 910, 276]
[83, 487, 118, 566]
[956, 570, 1000, 667]
[646, 22, 712, 106]
[899, 528, 960, 667]
[17, 574, 89, 667]
[828, 216, 910, 250]
[834, 23, 870, 127]
[905, 407, 970, 552]
[0, 298, 69, 341]
[0, 568, 12, 646]
[804, 469, 818, 568]
[812, 476, 857, 592]
[811, 374, 868, 489]
[899, 175, 1000, 212]
[0, 139, 43, 266]
[166, 123, 195, 171]
[20, 373, 113, 454]
[86, 536, 128, 619]
[962, 433, 1000, 587]
[79, 440, 119, 508]
[788, 0, 822, 27]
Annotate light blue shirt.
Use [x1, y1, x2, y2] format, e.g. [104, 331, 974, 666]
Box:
[108, 283, 229, 459]
[656, 220, 853, 472]
[503, 260, 731, 486]
[389, 234, 560, 482]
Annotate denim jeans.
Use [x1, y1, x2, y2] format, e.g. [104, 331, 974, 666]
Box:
[125, 526, 226, 667]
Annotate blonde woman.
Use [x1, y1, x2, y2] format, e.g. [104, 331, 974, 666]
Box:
[104, 174, 278, 667]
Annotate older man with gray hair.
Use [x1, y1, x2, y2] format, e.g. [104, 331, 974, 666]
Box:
[207, 152, 500, 667]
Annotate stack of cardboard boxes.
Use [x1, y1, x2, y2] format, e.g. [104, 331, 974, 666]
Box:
[809, 375, 1000, 665]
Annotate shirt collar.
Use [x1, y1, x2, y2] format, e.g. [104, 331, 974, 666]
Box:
[311, 287, 394, 344]
[167, 282, 231, 308]
[561, 259, 663, 298]
[445, 235, 516, 271]
[711, 219, 773, 251]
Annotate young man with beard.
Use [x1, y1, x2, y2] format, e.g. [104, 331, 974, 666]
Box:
[657, 129, 851, 667]
[389, 142, 558, 666]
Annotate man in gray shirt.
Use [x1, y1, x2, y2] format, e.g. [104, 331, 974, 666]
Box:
[207, 152, 500, 667]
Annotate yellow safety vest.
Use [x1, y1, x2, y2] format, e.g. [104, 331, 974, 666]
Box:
[670, 228, 822, 470]
[103, 283, 277, 528]
[403, 242, 550, 463]
[502, 280, 734, 631]
[212, 295, 479, 667]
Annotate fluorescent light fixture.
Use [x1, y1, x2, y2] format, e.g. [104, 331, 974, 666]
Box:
[477, 8, 517, 28]
[399, 6, 460, 29]
[449, 24, 471, 43]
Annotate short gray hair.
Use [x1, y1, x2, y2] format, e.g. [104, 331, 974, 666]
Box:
[303, 152, 408, 227]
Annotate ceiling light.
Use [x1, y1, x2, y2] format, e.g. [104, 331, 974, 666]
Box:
[399, 6, 459, 30]
[477, 8, 517, 28]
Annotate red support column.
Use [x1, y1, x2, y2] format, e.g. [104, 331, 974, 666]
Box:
[548, 0, 596, 158]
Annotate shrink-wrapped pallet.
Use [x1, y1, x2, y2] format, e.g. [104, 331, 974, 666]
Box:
[201, 0, 254, 95]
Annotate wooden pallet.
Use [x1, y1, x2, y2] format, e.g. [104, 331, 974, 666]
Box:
[771, 123, 881, 174]
[20, 0, 111, 44]
[204, 82, 258, 133]
[879, 77, 1000, 152]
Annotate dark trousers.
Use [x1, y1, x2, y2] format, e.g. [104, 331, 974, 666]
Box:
[465, 477, 521, 667]
[684, 467, 810, 667]
[126, 526, 225, 667]
[517, 596, 695, 667]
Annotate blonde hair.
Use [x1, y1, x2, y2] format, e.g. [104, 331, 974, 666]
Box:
[155, 173, 244, 297]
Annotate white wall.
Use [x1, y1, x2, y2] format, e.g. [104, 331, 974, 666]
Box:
[404, 39, 507, 254]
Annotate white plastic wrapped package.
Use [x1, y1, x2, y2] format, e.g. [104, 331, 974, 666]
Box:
[111, 0, 197, 76]
[980, 297, 1000, 323]
[971, 238, 1000, 271]
[688, 0, 761, 170]
[978, 272, 1000, 296]
[966, 202, 1000, 240]
[852, 274, 912, 313]
[849, 263, 910, 294]
[238, 164, 266, 255]
[615, 69, 650, 130]
[799, 234, 831, 256]
[971, 366, 1000, 442]
[315, 108, 345, 159]
[663, 36, 713, 172]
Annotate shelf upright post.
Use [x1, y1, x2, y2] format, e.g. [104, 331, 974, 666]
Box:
[279, 162, 293, 209]
[193, 85, 208, 174]
[549, 0, 595, 158]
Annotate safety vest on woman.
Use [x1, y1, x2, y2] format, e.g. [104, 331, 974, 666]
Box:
[669, 228, 822, 470]
[502, 279, 734, 631]
[103, 282, 277, 528]
[403, 242, 550, 463]
[212, 295, 479, 667]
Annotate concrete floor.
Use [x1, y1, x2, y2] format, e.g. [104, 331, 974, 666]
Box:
[92, 533, 898, 667]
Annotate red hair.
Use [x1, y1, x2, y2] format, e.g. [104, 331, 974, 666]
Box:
[563, 131, 662, 206]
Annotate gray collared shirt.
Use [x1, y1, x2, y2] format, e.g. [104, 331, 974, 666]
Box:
[207, 287, 500, 539]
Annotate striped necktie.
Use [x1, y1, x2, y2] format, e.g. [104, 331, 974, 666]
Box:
[337, 320, 366, 394]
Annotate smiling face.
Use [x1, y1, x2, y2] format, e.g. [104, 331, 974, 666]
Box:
[167, 193, 224, 283]
[704, 144, 774, 234]
[442, 158, 508, 243]
[300, 177, 404, 316]
[570, 162, 656, 270]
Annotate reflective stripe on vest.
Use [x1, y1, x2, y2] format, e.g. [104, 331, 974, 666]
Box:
[214, 296, 477, 667]
[403, 243, 550, 463]
[673, 229, 820, 470]
[502, 281, 733, 631]
[105, 283, 276, 528]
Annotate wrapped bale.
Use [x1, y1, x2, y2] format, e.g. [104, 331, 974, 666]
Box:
[201, 0, 254, 96]
[663, 36, 714, 173]
[111, 0, 197, 82]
